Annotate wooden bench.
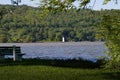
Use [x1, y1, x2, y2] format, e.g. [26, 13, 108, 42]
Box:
[0, 45, 25, 61]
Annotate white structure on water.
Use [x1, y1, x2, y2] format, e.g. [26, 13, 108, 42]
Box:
[62, 37, 65, 42]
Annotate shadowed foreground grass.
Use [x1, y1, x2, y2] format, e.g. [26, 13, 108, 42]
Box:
[0, 66, 120, 80]
[0, 59, 119, 80]
[0, 58, 102, 68]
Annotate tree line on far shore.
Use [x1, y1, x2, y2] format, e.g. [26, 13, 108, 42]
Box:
[0, 5, 119, 42]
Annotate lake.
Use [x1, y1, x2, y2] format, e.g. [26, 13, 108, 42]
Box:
[0, 42, 107, 61]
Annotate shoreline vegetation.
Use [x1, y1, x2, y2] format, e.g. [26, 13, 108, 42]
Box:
[0, 58, 103, 68]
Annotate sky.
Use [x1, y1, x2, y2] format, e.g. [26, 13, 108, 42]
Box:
[0, 0, 120, 10]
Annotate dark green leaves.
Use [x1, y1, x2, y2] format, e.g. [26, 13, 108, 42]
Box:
[98, 12, 120, 69]
[80, 0, 90, 7]
[39, 0, 76, 14]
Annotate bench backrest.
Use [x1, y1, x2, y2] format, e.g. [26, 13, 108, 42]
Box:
[0, 46, 21, 55]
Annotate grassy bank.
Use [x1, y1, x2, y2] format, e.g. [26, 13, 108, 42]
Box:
[0, 65, 120, 80]
[0, 59, 119, 80]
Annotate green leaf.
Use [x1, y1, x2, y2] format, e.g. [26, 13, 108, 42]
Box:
[103, 0, 111, 4]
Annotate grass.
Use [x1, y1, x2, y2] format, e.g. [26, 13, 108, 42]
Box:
[0, 65, 120, 80]
[0, 59, 120, 80]
[0, 58, 103, 68]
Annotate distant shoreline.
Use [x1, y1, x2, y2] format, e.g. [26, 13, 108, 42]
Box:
[0, 42, 104, 46]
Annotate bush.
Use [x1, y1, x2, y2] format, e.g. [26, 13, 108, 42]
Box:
[98, 12, 120, 69]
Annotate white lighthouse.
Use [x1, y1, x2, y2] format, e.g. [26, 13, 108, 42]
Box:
[62, 37, 65, 42]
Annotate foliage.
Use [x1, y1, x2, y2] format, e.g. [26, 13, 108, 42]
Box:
[103, 0, 118, 4]
[39, 0, 76, 11]
[98, 11, 120, 69]
[34, 0, 117, 12]
[31, 0, 91, 14]
[0, 5, 103, 42]
[0, 5, 120, 43]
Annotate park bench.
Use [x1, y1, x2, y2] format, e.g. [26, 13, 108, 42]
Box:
[0, 45, 25, 61]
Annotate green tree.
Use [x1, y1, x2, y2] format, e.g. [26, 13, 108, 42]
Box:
[98, 13, 120, 68]
[34, 0, 117, 12]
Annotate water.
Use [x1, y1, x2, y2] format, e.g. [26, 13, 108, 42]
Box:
[0, 42, 107, 61]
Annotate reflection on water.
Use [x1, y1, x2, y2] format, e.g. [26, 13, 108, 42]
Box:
[0, 42, 107, 61]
